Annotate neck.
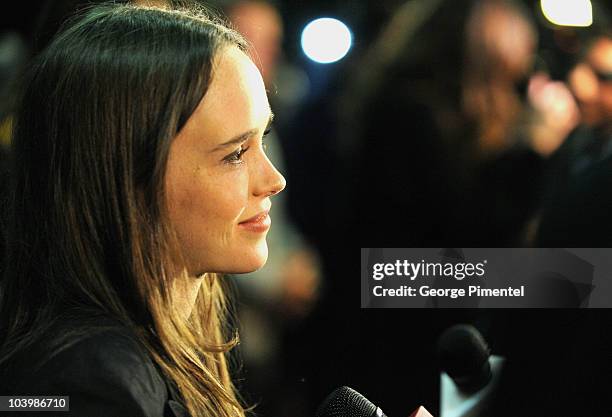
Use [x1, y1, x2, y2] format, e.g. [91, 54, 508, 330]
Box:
[172, 270, 206, 321]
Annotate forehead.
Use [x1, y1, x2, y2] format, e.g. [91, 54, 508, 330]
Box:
[185, 46, 270, 141]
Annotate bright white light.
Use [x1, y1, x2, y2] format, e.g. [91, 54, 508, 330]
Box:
[541, 0, 592, 27]
[301, 18, 352, 64]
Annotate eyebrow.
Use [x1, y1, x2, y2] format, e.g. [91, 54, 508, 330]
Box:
[211, 112, 275, 152]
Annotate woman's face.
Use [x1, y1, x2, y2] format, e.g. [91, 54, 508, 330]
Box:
[165, 46, 286, 276]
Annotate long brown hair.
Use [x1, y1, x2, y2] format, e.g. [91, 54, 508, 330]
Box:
[0, 4, 249, 416]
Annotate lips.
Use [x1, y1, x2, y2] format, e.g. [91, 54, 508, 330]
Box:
[239, 210, 270, 224]
[238, 210, 271, 233]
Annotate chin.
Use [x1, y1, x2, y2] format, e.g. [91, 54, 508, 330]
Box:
[212, 242, 269, 275]
[239, 243, 269, 273]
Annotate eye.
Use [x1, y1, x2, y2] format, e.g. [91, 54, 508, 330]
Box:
[223, 145, 250, 164]
[262, 127, 272, 151]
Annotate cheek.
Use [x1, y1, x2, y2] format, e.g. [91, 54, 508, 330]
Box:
[169, 168, 248, 239]
[164, 144, 264, 273]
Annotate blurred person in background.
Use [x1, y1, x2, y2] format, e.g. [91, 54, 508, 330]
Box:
[342, 0, 560, 249]
[537, 30, 612, 246]
[228, 0, 281, 89]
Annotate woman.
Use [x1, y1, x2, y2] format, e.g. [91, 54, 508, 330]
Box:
[0, 3, 285, 417]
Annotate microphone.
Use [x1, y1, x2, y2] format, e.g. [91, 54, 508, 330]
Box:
[437, 325, 504, 417]
[316, 386, 434, 417]
[315, 386, 386, 417]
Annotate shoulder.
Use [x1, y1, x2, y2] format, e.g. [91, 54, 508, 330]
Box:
[4, 317, 174, 417]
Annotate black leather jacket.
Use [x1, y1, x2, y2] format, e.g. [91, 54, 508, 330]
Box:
[0, 316, 190, 417]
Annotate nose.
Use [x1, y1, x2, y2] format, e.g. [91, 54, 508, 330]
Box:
[266, 167, 286, 197]
[253, 152, 286, 197]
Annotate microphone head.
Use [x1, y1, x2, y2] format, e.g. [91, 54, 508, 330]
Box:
[437, 324, 492, 394]
[316, 386, 385, 417]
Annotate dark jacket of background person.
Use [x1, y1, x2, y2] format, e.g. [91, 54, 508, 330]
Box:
[536, 125, 612, 246]
[0, 311, 190, 417]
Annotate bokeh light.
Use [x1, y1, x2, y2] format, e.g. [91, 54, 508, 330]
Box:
[541, 0, 592, 27]
[300, 17, 352, 64]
